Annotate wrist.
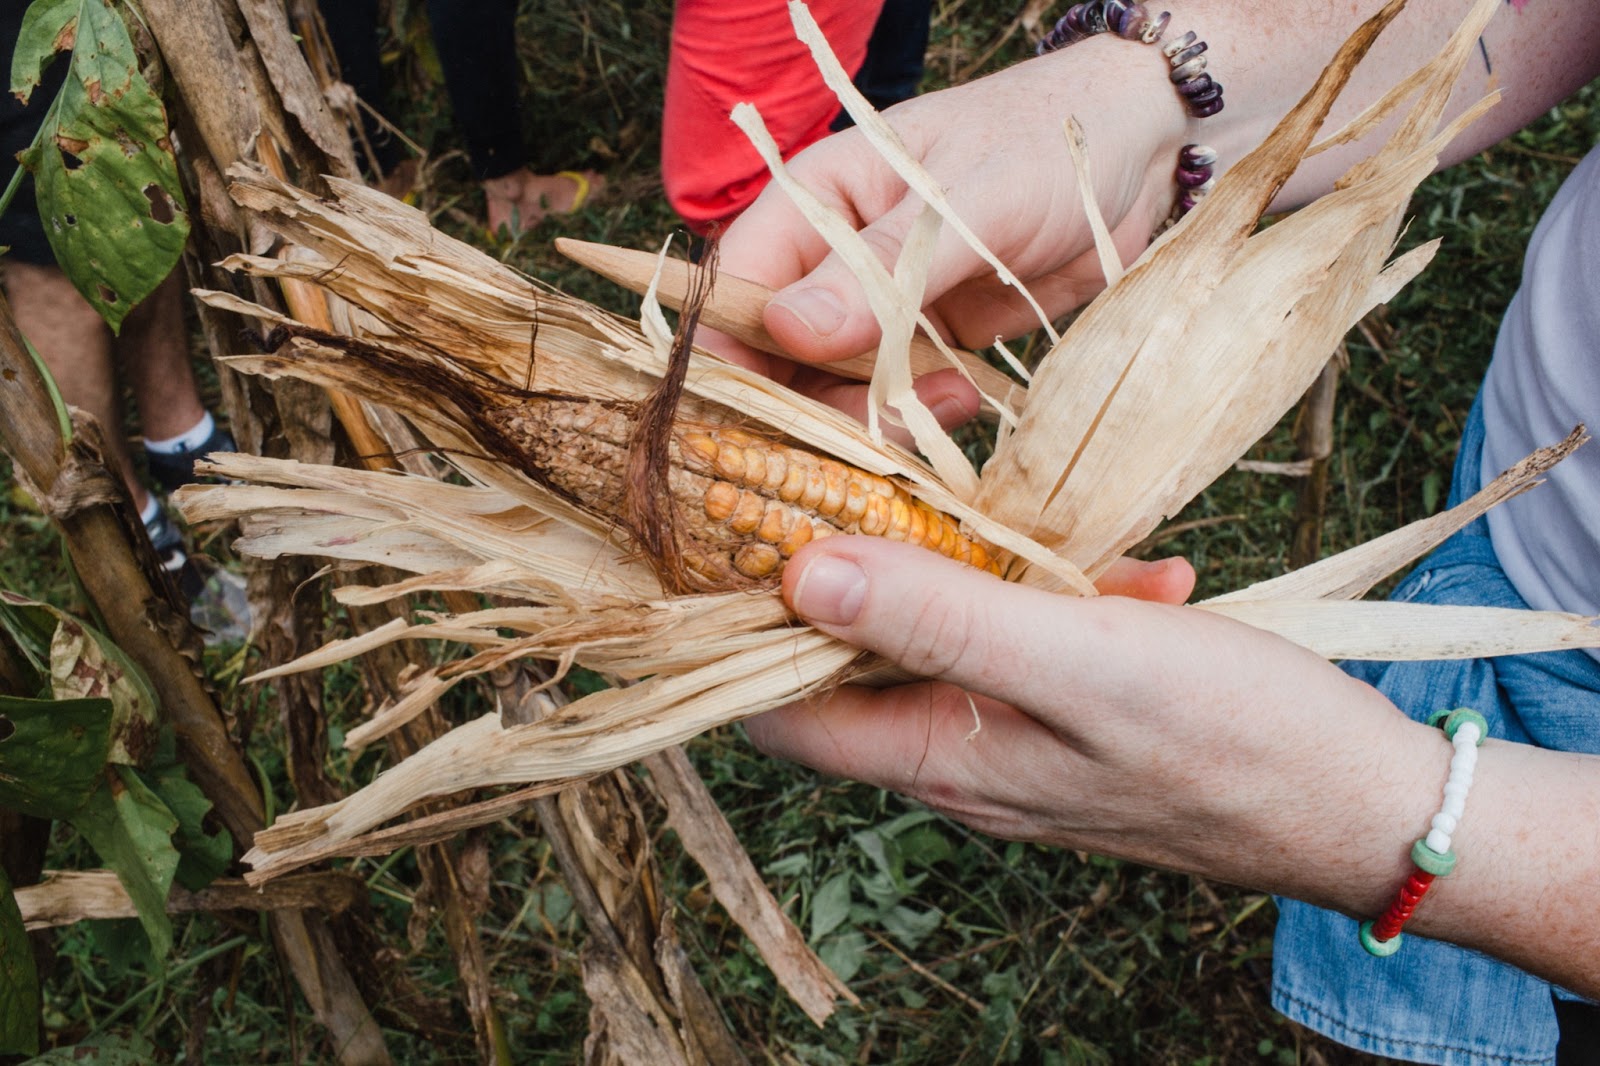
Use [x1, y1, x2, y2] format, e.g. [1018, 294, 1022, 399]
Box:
[1030, 35, 1189, 235]
[1036, 4, 1238, 225]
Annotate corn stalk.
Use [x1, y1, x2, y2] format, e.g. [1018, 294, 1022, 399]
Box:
[128, 0, 826, 1054]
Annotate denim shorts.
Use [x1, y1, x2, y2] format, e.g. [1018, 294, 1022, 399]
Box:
[1271, 393, 1600, 1065]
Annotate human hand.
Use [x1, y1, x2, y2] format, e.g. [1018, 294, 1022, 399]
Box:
[708, 36, 1189, 420]
[748, 536, 1447, 913]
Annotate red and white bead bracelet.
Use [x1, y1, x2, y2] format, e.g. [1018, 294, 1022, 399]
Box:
[1360, 708, 1488, 956]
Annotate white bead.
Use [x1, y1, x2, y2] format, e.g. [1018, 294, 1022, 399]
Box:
[1431, 812, 1459, 836]
[1426, 828, 1453, 854]
[1161, 29, 1196, 56]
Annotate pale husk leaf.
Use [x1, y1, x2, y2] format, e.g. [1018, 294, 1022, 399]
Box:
[1200, 601, 1600, 661]
[1206, 427, 1589, 604]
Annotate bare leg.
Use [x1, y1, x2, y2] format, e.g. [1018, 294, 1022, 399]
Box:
[4, 260, 148, 513]
[120, 270, 204, 442]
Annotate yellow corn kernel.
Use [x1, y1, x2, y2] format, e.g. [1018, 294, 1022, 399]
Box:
[714, 445, 747, 482]
[756, 500, 790, 544]
[727, 490, 765, 534]
[683, 431, 718, 464]
[734, 542, 783, 578]
[778, 461, 808, 503]
[819, 463, 847, 517]
[741, 446, 767, 487]
[859, 494, 890, 536]
[779, 518, 813, 556]
[703, 481, 739, 522]
[884, 496, 911, 542]
[799, 466, 828, 511]
[760, 449, 788, 491]
[838, 478, 868, 526]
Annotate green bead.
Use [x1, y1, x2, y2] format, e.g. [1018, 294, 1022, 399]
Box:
[1425, 708, 1456, 729]
[1411, 838, 1458, 876]
[1442, 708, 1489, 745]
[1360, 920, 1404, 957]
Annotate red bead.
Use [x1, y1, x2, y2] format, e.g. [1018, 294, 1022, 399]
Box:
[1370, 868, 1436, 942]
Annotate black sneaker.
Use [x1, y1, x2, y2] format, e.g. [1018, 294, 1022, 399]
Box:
[144, 504, 204, 601]
[145, 424, 237, 494]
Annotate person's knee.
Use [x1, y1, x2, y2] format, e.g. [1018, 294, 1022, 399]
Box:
[3, 260, 100, 327]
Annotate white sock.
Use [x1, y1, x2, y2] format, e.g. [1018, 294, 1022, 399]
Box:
[145, 410, 215, 455]
[139, 494, 162, 528]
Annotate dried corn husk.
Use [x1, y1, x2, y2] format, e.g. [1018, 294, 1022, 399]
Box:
[179, 0, 1600, 883]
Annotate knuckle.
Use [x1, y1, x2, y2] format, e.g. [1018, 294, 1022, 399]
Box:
[856, 223, 908, 270]
[884, 589, 978, 680]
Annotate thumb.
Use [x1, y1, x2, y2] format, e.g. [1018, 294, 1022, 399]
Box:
[763, 195, 986, 365]
[781, 536, 1097, 704]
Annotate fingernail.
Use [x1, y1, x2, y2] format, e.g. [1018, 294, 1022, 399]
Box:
[791, 554, 867, 626]
[773, 286, 846, 339]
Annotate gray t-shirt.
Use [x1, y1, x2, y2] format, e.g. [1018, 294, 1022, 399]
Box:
[1480, 144, 1600, 656]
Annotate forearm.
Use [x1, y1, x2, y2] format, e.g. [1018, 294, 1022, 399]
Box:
[1061, 0, 1600, 208]
[1206, 707, 1600, 998]
[1407, 739, 1600, 997]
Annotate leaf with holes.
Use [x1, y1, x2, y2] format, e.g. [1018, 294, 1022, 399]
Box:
[10, 0, 189, 332]
[0, 863, 40, 1057]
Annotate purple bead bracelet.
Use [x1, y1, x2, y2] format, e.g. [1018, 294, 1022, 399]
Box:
[1037, 1, 1223, 218]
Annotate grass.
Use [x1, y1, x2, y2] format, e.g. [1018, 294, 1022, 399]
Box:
[3, 1, 1598, 1062]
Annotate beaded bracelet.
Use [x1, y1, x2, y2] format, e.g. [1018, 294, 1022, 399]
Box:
[1037, 1, 1223, 218]
[1359, 708, 1489, 957]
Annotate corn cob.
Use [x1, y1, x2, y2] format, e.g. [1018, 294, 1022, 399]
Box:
[257, 331, 1005, 592]
[481, 397, 1005, 589]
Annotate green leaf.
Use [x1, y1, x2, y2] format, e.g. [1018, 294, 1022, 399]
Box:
[48, 612, 157, 765]
[0, 693, 113, 818]
[83, 917, 152, 978]
[874, 808, 940, 839]
[145, 762, 230, 891]
[11, 0, 190, 332]
[23, 1033, 158, 1063]
[1422, 469, 1442, 515]
[0, 590, 159, 765]
[880, 903, 942, 950]
[10, 0, 77, 103]
[761, 852, 809, 878]
[816, 929, 868, 985]
[896, 824, 954, 869]
[809, 871, 853, 943]
[0, 864, 40, 1057]
[0, 591, 57, 694]
[70, 767, 179, 960]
